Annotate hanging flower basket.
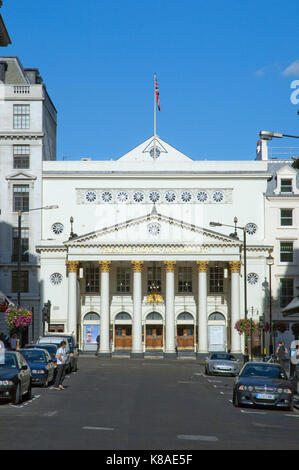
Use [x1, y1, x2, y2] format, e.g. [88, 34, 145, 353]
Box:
[5, 307, 32, 331]
[273, 322, 289, 333]
[235, 319, 260, 337]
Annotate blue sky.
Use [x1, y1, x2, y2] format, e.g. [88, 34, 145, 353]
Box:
[3, 0, 299, 161]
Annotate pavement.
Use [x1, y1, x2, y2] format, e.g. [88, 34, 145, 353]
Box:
[0, 356, 299, 450]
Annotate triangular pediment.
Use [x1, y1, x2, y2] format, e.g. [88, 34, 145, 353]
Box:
[5, 171, 37, 181]
[65, 208, 242, 247]
[116, 136, 193, 163]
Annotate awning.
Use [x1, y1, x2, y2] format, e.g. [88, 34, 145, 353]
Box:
[282, 296, 299, 316]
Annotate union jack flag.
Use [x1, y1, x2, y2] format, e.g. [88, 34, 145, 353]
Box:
[154, 73, 161, 111]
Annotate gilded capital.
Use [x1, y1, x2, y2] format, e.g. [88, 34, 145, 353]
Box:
[196, 261, 209, 273]
[99, 261, 111, 272]
[66, 261, 79, 273]
[131, 261, 144, 273]
[229, 261, 241, 274]
[164, 261, 176, 272]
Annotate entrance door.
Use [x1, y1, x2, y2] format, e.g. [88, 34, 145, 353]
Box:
[146, 326, 163, 349]
[115, 326, 132, 349]
[208, 325, 226, 352]
[177, 326, 194, 349]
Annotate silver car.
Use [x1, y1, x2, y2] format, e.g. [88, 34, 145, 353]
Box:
[205, 352, 241, 376]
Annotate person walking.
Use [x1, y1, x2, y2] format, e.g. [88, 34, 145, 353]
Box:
[276, 341, 289, 371]
[95, 334, 100, 356]
[175, 336, 178, 357]
[53, 341, 67, 391]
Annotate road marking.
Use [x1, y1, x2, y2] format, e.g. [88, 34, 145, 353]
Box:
[43, 411, 58, 417]
[193, 372, 205, 377]
[284, 414, 299, 418]
[220, 392, 232, 395]
[177, 434, 219, 442]
[252, 422, 284, 429]
[178, 381, 194, 384]
[83, 426, 115, 431]
[208, 379, 223, 383]
[240, 410, 267, 415]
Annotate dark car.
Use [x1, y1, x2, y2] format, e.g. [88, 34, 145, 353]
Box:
[25, 343, 58, 367]
[205, 353, 241, 376]
[0, 351, 32, 404]
[233, 362, 294, 411]
[19, 349, 55, 387]
[39, 334, 79, 372]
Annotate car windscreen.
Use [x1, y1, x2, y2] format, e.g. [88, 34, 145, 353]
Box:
[210, 354, 234, 361]
[240, 364, 287, 380]
[20, 350, 46, 363]
[29, 345, 57, 359]
[0, 353, 17, 369]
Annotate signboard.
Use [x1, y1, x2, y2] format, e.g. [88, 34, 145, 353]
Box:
[84, 325, 99, 344]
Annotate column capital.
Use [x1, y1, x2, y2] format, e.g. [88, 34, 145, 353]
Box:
[196, 261, 209, 273]
[229, 261, 241, 274]
[131, 261, 144, 273]
[66, 261, 79, 273]
[164, 261, 176, 272]
[99, 261, 111, 272]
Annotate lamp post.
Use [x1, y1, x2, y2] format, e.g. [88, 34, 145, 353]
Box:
[210, 217, 248, 360]
[259, 130, 299, 140]
[266, 252, 274, 355]
[17, 205, 59, 307]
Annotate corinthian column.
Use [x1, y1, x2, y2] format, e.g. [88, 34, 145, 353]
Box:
[99, 261, 111, 356]
[164, 261, 176, 358]
[229, 261, 241, 354]
[131, 261, 144, 358]
[66, 261, 79, 340]
[197, 261, 209, 358]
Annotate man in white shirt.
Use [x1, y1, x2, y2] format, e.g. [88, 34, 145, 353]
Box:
[53, 341, 67, 390]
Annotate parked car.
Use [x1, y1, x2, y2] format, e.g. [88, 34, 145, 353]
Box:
[205, 352, 241, 376]
[25, 343, 58, 367]
[36, 336, 71, 372]
[38, 334, 79, 372]
[19, 349, 55, 387]
[0, 351, 32, 404]
[233, 362, 294, 411]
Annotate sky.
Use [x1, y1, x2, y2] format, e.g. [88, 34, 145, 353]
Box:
[3, 0, 299, 161]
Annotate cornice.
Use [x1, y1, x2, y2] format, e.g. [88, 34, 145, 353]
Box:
[0, 132, 44, 140]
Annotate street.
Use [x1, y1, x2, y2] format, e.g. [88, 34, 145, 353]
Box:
[0, 357, 298, 450]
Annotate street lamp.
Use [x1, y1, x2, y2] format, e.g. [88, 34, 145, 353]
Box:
[266, 252, 275, 355]
[17, 205, 59, 307]
[259, 130, 299, 140]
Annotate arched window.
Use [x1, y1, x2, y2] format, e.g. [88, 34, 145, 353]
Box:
[208, 312, 225, 321]
[177, 312, 194, 320]
[115, 312, 131, 320]
[146, 312, 163, 320]
[84, 312, 100, 321]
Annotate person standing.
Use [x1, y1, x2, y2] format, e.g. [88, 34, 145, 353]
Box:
[9, 333, 17, 351]
[276, 341, 288, 371]
[95, 334, 100, 356]
[53, 341, 67, 390]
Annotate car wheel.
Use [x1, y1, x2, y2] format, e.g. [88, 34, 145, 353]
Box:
[13, 383, 22, 405]
[44, 376, 49, 388]
[233, 392, 240, 408]
[25, 384, 32, 401]
[205, 367, 210, 376]
[288, 401, 294, 412]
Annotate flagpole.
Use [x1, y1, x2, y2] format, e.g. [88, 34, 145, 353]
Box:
[154, 73, 156, 161]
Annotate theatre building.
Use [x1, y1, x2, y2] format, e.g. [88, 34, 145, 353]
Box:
[37, 136, 272, 357]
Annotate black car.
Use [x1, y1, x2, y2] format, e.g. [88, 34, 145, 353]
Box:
[0, 351, 32, 404]
[19, 349, 55, 387]
[40, 334, 79, 372]
[25, 343, 58, 367]
[233, 362, 294, 411]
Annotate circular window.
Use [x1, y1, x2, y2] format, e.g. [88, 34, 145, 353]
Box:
[246, 223, 257, 235]
[85, 191, 97, 203]
[247, 273, 259, 285]
[116, 191, 129, 203]
[212, 191, 224, 203]
[180, 191, 192, 203]
[148, 222, 161, 236]
[165, 191, 177, 203]
[133, 191, 145, 203]
[149, 148, 161, 159]
[51, 222, 64, 235]
[197, 191, 208, 203]
[50, 273, 63, 286]
[149, 191, 161, 203]
[101, 191, 113, 203]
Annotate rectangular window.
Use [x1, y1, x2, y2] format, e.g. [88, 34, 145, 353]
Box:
[13, 104, 30, 129]
[280, 241, 294, 263]
[116, 267, 130, 293]
[178, 267, 192, 293]
[209, 266, 224, 293]
[85, 266, 99, 293]
[147, 266, 162, 293]
[280, 209, 293, 226]
[12, 228, 29, 262]
[13, 145, 30, 169]
[280, 279, 294, 308]
[13, 184, 29, 212]
[280, 179, 293, 193]
[12, 271, 29, 293]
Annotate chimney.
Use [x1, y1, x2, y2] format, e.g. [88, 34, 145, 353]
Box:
[255, 139, 268, 161]
[24, 68, 43, 84]
[0, 61, 7, 83]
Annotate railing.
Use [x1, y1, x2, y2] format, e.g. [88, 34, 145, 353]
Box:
[13, 86, 31, 95]
[269, 147, 299, 159]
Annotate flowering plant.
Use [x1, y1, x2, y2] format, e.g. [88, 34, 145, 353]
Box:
[5, 307, 32, 330]
[235, 319, 260, 337]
